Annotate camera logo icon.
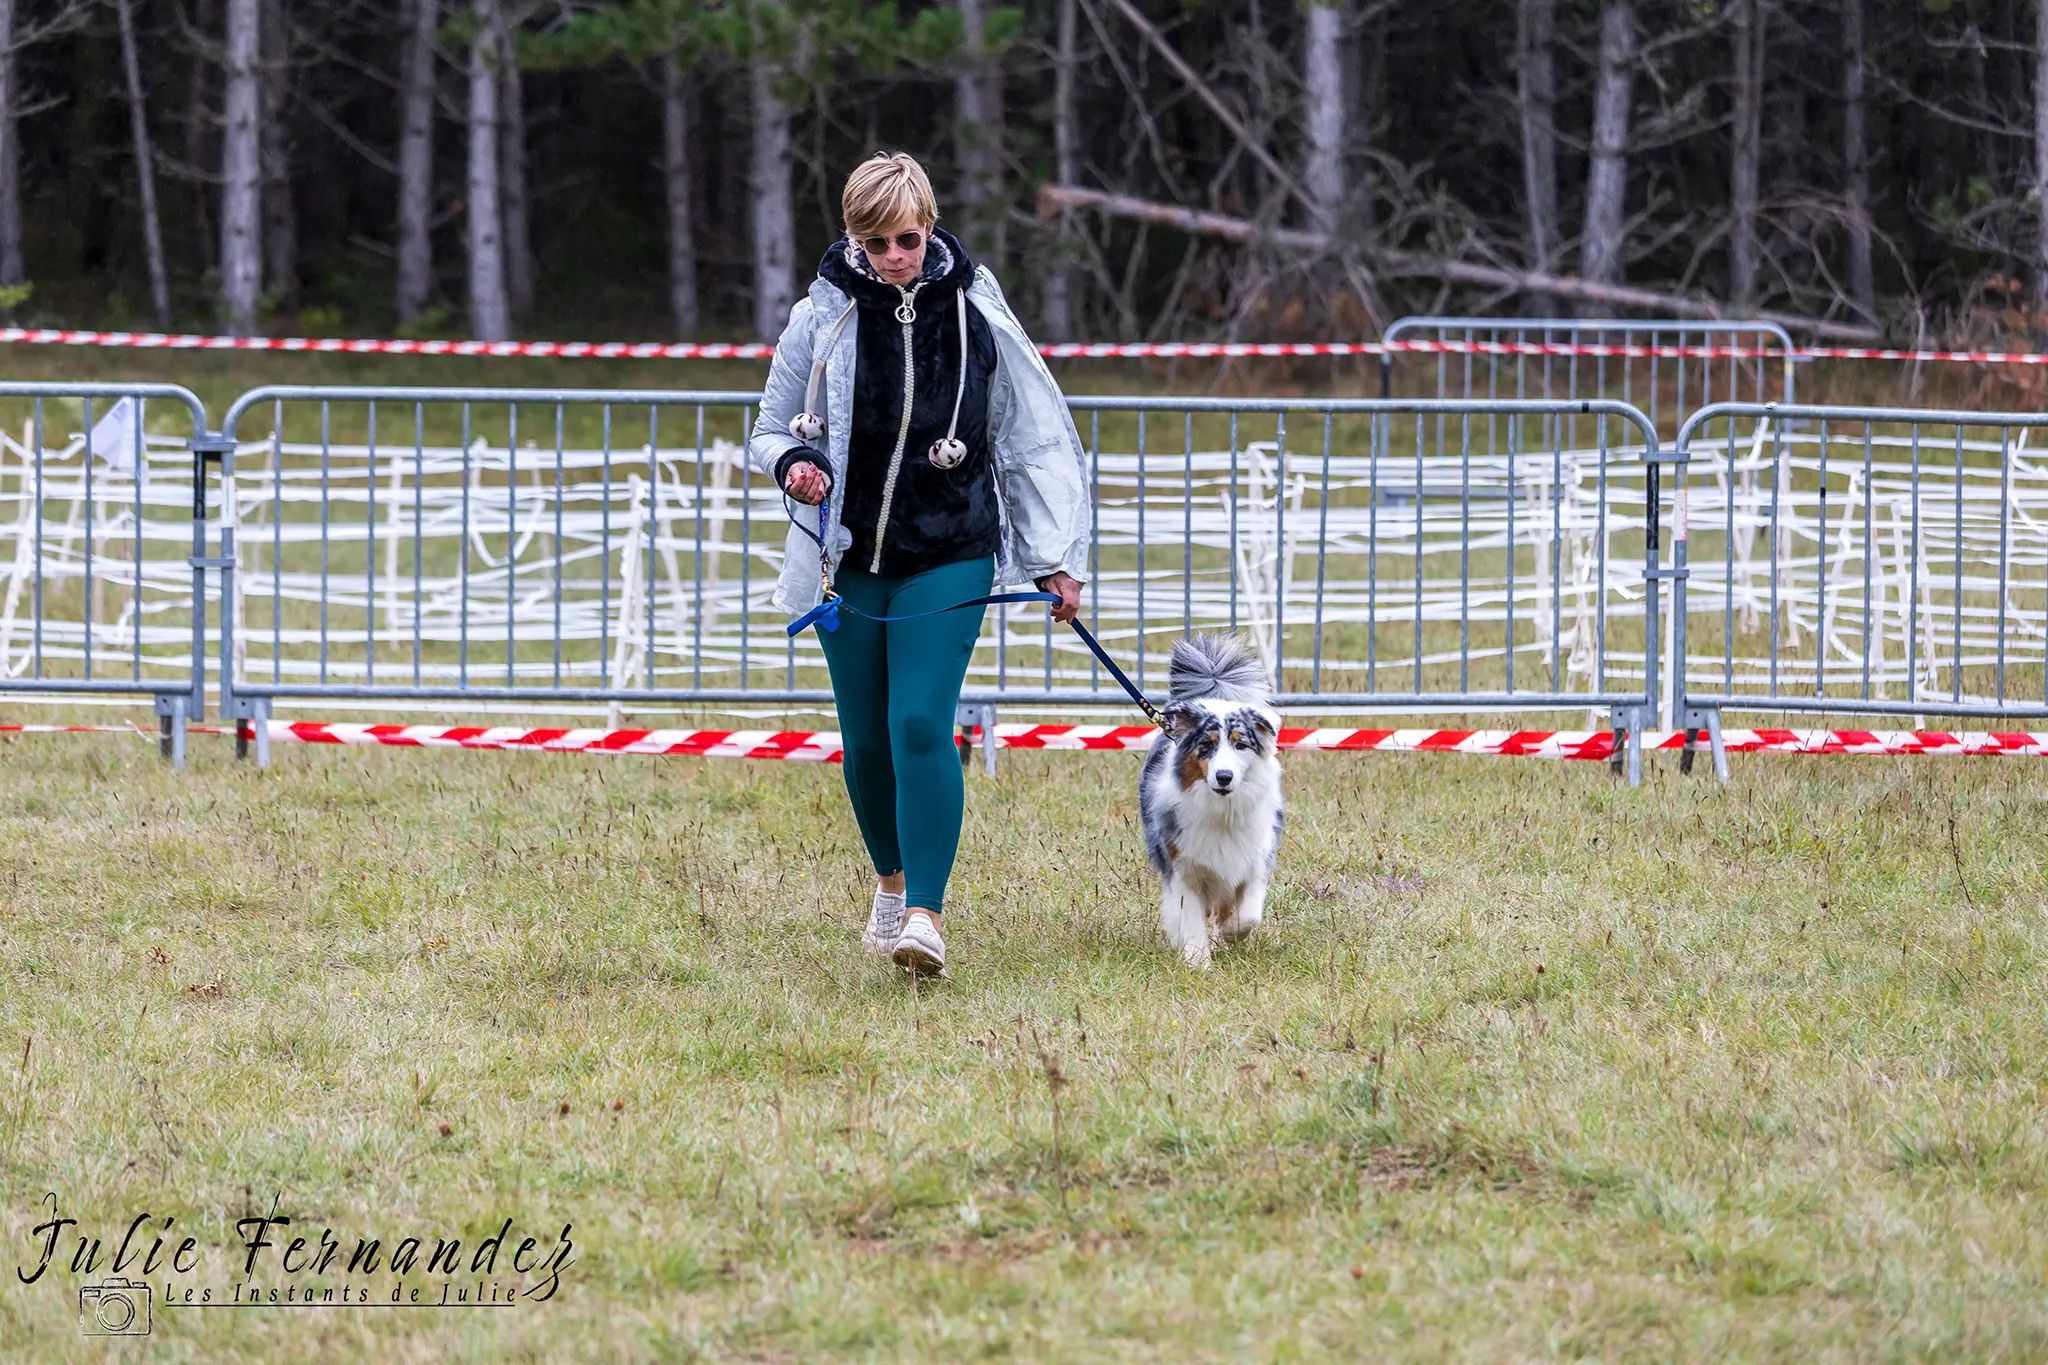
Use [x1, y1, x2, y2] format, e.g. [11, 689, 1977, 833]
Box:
[78, 1278, 152, 1335]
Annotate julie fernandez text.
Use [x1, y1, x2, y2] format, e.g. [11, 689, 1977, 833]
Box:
[20, 1194, 576, 1307]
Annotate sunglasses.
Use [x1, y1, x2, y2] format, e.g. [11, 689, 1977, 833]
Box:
[860, 230, 925, 256]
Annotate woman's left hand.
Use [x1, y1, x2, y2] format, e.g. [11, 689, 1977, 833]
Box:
[1039, 572, 1082, 624]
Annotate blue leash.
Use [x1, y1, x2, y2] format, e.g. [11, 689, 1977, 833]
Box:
[782, 479, 1163, 725]
[788, 589, 1057, 635]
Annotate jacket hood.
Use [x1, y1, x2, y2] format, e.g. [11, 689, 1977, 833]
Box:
[817, 226, 975, 307]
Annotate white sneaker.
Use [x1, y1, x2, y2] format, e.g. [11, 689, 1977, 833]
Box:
[862, 888, 906, 957]
[891, 910, 946, 976]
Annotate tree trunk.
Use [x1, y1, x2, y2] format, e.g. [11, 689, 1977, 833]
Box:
[1360, 1, 1384, 233]
[750, 51, 793, 341]
[259, 0, 297, 311]
[1967, 21, 1993, 212]
[466, 0, 509, 341]
[1844, 0, 1875, 323]
[1516, 0, 1557, 277]
[954, 0, 1004, 262]
[184, 0, 218, 270]
[1041, 0, 1078, 339]
[2035, 0, 2048, 313]
[0, 0, 23, 289]
[1302, 2, 1345, 231]
[1581, 0, 1635, 287]
[1729, 0, 1764, 308]
[218, 0, 264, 335]
[497, 4, 532, 319]
[116, 0, 170, 325]
[660, 47, 697, 338]
[395, 0, 437, 325]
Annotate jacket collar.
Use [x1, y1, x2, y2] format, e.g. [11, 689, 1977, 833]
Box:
[818, 226, 973, 309]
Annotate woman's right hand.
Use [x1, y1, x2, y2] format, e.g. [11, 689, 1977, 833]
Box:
[783, 460, 829, 506]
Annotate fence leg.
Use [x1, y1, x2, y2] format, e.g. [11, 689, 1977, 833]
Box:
[156, 694, 188, 771]
[1677, 706, 1728, 784]
[1706, 709, 1729, 784]
[234, 695, 272, 766]
[956, 702, 997, 777]
[1607, 706, 1643, 786]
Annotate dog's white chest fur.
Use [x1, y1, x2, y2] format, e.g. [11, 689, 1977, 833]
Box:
[1146, 766, 1280, 887]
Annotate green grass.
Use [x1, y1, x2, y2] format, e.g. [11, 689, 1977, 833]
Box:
[3, 721, 2048, 1360]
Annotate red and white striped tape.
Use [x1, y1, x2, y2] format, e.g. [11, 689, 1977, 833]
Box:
[10, 720, 2048, 759]
[77, 720, 2048, 759]
[1664, 728, 2048, 755]
[270, 721, 848, 759]
[6, 324, 2048, 367]
[0, 722, 165, 735]
[0, 328, 781, 360]
[0, 328, 1381, 361]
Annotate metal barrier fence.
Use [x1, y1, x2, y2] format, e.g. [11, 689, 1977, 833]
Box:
[57, 376, 2022, 792]
[212, 386, 778, 751]
[32, 376, 2048, 790]
[196, 387, 1667, 781]
[1670, 402, 2048, 779]
[1382, 316, 1796, 437]
[0, 382, 231, 766]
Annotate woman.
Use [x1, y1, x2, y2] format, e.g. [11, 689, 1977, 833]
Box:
[749, 152, 1089, 976]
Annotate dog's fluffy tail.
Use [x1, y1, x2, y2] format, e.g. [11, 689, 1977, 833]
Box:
[1168, 634, 1267, 703]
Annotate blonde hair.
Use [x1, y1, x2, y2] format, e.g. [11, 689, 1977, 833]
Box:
[841, 152, 938, 241]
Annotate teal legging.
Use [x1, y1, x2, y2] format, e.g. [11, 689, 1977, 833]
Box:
[815, 556, 995, 915]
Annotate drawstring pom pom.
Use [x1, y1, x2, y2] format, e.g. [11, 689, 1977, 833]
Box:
[928, 437, 967, 469]
[789, 412, 825, 442]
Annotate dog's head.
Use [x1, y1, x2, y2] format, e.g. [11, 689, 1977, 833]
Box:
[1162, 699, 1281, 796]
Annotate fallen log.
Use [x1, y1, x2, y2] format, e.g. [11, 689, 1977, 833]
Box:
[1037, 183, 1883, 344]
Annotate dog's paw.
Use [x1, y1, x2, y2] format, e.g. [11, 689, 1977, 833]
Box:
[1180, 942, 1215, 970]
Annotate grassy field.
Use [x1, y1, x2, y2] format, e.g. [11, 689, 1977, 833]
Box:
[2, 720, 2047, 1361]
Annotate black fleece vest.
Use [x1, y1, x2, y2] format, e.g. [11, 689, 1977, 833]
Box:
[815, 229, 1000, 579]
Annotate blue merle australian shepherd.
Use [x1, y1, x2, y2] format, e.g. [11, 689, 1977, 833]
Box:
[1139, 635, 1284, 967]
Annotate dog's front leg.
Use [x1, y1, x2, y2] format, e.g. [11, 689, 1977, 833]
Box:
[1219, 878, 1268, 944]
[1160, 878, 1213, 969]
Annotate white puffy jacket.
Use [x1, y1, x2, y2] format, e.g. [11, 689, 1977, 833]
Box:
[747, 267, 1092, 615]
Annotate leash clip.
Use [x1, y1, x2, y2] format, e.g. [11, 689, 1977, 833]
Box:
[787, 593, 843, 638]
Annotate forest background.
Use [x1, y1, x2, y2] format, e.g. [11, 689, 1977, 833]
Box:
[0, 0, 2041, 352]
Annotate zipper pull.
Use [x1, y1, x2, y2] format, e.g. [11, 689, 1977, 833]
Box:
[894, 283, 920, 325]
